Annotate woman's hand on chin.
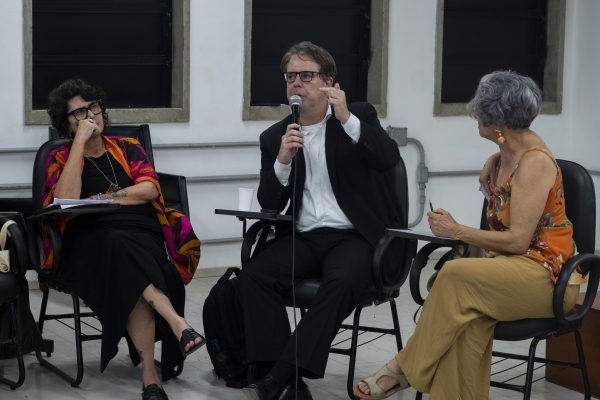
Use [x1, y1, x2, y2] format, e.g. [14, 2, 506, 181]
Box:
[427, 209, 462, 239]
[73, 119, 98, 145]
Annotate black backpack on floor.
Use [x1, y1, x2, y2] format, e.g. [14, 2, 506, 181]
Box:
[202, 267, 248, 387]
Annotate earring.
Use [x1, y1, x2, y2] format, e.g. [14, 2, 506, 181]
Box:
[495, 129, 505, 144]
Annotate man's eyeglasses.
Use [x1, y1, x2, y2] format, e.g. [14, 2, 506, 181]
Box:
[284, 71, 322, 83]
[67, 100, 102, 121]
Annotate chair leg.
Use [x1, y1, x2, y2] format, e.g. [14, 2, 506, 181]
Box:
[389, 299, 403, 352]
[70, 294, 85, 387]
[173, 361, 184, 377]
[346, 306, 364, 400]
[523, 336, 542, 400]
[36, 293, 85, 387]
[415, 392, 423, 399]
[573, 330, 591, 400]
[0, 301, 26, 390]
[37, 287, 49, 333]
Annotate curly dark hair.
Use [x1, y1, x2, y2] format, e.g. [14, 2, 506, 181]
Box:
[47, 78, 110, 139]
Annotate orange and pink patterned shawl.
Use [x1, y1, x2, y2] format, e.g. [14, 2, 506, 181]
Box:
[41, 135, 200, 285]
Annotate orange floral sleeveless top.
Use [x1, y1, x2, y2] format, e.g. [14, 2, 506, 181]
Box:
[488, 148, 585, 284]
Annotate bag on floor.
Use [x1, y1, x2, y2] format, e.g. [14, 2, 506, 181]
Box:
[0, 277, 43, 359]
[202, 267, 248, 387]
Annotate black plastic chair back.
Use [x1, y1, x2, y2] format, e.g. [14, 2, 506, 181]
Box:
[394, 156, 409, 230]
[32, 139, 71, 211]
[49, 125, 155, 168]
[42, 129, 189, 219]
[558, 159, 596, 274]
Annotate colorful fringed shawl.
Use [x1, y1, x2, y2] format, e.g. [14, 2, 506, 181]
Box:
[41, 135, 200, 285]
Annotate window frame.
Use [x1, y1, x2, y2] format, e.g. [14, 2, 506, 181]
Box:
[24, 0, 190, 125]
[433, 0, 566, 117]
[242, 0, 389, 121]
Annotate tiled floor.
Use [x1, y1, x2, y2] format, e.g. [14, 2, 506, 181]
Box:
[0, 266, 587, 400]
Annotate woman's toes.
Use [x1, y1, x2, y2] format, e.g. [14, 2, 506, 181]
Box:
[185, 336, 203, 352]
[358, 381, 370, 395]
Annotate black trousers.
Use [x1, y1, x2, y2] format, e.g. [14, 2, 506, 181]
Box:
[240, 228, 374, 379]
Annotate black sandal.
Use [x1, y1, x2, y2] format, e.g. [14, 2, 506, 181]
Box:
[179, 328, 205, 357]
[142, 383, 168, 400]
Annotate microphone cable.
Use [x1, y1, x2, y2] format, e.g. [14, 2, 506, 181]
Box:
[288, 94, 302, 400]
[291, 151, 298, 400]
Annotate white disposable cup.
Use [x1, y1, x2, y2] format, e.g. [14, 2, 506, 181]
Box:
[238, 188, 255, 211]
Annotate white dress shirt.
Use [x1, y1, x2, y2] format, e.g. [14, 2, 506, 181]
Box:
[273, 106, 362, 232]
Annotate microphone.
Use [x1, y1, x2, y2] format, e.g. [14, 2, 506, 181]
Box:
[289, 95, 302, 125]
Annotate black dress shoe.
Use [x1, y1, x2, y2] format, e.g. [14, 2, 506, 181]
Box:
[142, 384, 169, 400]
[277, 384, 313, 400]
[242, 376, 280, 400]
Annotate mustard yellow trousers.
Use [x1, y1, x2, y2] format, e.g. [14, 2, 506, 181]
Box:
[396, 255, 579, 400]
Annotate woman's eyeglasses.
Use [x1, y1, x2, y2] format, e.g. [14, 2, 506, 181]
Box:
[67, 100, 102, 121]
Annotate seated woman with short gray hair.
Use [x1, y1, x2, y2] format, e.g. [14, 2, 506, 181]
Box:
[354, 70, 586, 399]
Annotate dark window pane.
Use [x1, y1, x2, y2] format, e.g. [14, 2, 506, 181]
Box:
[441, 0, 547, 103]
[32, 0, 172, 110]
[251, 0, 370, 106]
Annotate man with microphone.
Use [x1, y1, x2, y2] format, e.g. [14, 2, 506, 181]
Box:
[241, 42, 404, 400]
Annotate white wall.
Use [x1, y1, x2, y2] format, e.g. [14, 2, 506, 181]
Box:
[565, 1, 600, 245]
[1, 1, 598, 274]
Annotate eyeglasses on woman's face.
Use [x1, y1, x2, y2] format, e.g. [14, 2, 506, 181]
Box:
[67, 100, 102, 121]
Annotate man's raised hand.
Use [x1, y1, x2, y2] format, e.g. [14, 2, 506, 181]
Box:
[320, 83, 351, 124]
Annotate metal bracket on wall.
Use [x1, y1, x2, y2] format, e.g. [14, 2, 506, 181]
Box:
[387, 126, 428, 227]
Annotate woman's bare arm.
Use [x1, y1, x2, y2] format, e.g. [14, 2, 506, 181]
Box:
[429, 151, 557, 254]
[89, 181, 158, 205]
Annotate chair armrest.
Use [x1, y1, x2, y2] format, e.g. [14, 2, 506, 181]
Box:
[553, 253, 600, 324]
[379, 229, 461, 303]
[157, 172, 189, 218]
[241, 219, 287, 268]
[409, 242, 454, 305]
[372, 234, 417, 293]
[0, 214, 29, 279]
[30, 204, 120, 218]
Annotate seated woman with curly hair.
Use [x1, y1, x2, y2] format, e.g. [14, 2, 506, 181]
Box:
[44, 78, 203, 400]
[354, 70, 586, 399]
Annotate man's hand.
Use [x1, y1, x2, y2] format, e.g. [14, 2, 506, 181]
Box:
[427, 209, 462, 239]
[479, 152, 500, 196]
[277, 123, 304, 165]
[320, 83, 350, 124]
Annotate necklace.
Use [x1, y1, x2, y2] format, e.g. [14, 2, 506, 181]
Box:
[84, 147, 121, 194]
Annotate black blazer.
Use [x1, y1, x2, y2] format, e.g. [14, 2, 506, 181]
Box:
[257, 102, 404, 249]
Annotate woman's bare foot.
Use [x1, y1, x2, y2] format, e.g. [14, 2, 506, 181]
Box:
[357, 357, 403, 395]
[174, 320, 203, 352]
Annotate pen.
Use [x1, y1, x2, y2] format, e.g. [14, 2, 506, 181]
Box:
[429, 200, 434, 212]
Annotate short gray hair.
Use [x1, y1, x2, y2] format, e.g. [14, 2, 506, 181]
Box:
[467, 70, 542, 130]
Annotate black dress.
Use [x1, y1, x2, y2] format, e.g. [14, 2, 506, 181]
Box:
[60, 150, 184, 381]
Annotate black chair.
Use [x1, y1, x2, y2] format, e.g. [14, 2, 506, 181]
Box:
[404, 159, 599, 400]
[27, 125, 190, 386]
[0, 213, 30, 390]
[239, 155, 416, 400]
[49, 125, 189, 216]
